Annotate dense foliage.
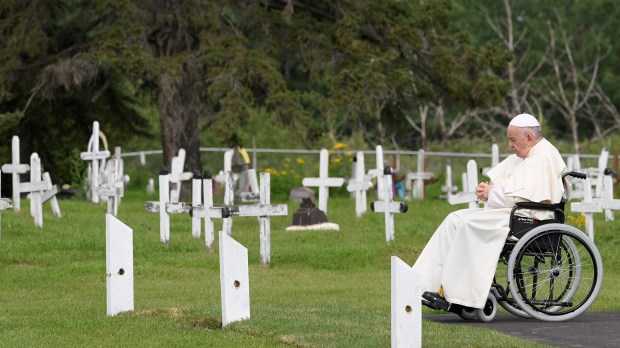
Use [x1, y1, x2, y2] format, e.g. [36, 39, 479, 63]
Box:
[0, 0, 618, 186]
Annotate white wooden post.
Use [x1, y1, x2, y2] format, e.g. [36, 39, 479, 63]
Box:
[1, 136, 29, 213]
[159, 170, 170, 245]
[219, 232, 250, 327]
[571, 177, 597, 240]
[215, 149, 234, 185]
[371, 167, 408, 243]
[391, 256, 422, 348]
[592, 148, 609, 198]
[301, 149, 344, 214]
[146, 178, 155, 194]
[347, 151, 372, 218]
[366, 145, 386, 200]
[441, 165, 457, 200]
[601, 171, 616, 221]
[221, 172, 235, 236]
[202, 172, 215, 251]
[236, 173, 288, 265]
[169, 149, 193, 203]
[191, 172, 202, 239]
[482, 144, 499, 176]
[106, 214, 134, 317]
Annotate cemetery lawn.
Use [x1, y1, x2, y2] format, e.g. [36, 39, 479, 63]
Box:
[1, 189, 618, 347]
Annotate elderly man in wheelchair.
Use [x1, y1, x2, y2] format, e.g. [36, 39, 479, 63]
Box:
[412, 113, 603, 322]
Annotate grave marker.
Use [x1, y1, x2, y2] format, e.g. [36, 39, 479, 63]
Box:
[481, 143, 499, 176]
[219, 232, 250, 327]
[447, 160, 480, 209]
[302, 149, 344, 214]
[1, 136, 29, 213]
[80, 121, 110, 204]
[21, 153, 51, 227]
[169, 148, 193, 203]
[371, 167, 408, 243]
[236, 172, 287, 265]
[106, 214, 134, 317]
[405, 150, 433, 200]
[192, 171, 202, 239]
[347, 151, 373, 218]
[391, 256, 422, 348]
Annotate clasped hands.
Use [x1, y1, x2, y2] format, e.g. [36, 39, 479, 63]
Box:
[475, 182, 493, 202]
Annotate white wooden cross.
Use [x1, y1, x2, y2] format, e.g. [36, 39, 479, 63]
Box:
[405, 149, 433, 200]
[236, 172, 288, 265]
[371, 167, 408, 243]
[366, 145, 386, 200]
[1, 136, 29, 213]
[440, 165, 458, 199]
[447, 160, 480, 209]
[40, 172, 62, 218]
[169, 148, 193, 203]
[482, 143, 499, 177]
[80, 121, 110, 204]
[302, 148, 344, 214]
[21, 153, 51, 227]
[590, 148, 610, 198]
[237, 168, 260, 203]
[97, 151, 125, 216]
[347, 151, 373, 218]
[214, 149, 234, 185]
[598, 170, 619, 221]
[566, 154, 584, 199]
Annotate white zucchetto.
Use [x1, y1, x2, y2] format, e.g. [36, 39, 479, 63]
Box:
[509, 113, 540, 127]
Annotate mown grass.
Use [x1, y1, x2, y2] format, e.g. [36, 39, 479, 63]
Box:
[1, 188, 618, 347]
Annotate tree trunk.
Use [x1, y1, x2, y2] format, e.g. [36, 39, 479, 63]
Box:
[158, 62, 201, 175]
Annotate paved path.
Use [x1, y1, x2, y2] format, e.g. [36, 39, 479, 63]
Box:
[426, 312, 620, 347]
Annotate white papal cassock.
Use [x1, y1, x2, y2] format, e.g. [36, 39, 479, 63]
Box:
[412, 138, 566, 308]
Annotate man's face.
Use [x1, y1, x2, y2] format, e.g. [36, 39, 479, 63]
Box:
[507, 125, 531, 158]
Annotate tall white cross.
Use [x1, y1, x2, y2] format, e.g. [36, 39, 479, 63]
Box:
[347, 151, 373, 218]
[21, 153, 51, 227]
[169, 148, 193, 203]
[1, 136, 29, 213]
[371, 167, 408, 243]
[302, 149, 344, 214]
[237, 172, 288, 265]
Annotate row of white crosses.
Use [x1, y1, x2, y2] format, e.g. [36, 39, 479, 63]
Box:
[146, 170, 287, 265]
[570, 172, 620, 240]
[106, 214, 251, 327]
[1, 136, 62, 227]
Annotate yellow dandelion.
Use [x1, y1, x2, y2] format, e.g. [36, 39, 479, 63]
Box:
[332, 157, 343, 164]
[285, 157, 292, 162]
[280, 170, 287, 175]
[332, 142, 347, 150]
[295, 157, 305, 165]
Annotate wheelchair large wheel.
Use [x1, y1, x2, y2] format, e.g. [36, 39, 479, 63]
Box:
[493, 263, 530, 319]
[507, 223, 603, 322]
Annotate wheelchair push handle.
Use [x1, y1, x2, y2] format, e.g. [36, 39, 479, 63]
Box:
[563, 171, 587, 180]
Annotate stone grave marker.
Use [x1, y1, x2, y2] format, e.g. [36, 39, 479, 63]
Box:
[219, 231, 250, 327]
[347, 151, 373, 218]
[106, 214, 134, 317]
[1, 136, 29, 213]
[371, 167, 408, 243]
[391, 256, 422, 348]
[302, 148, 344, 214]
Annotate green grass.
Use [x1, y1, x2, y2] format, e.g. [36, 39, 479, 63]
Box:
[1, 189, 618, 347]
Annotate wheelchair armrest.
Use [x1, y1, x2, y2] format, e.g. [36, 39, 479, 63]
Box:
[509, 202, 565, 230]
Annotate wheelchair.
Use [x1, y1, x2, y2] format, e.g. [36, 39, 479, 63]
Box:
[427, 171, 604, 322]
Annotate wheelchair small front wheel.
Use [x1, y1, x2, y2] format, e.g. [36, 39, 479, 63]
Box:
[458, 307, 477, 320]
[476, 293, 498, 323]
